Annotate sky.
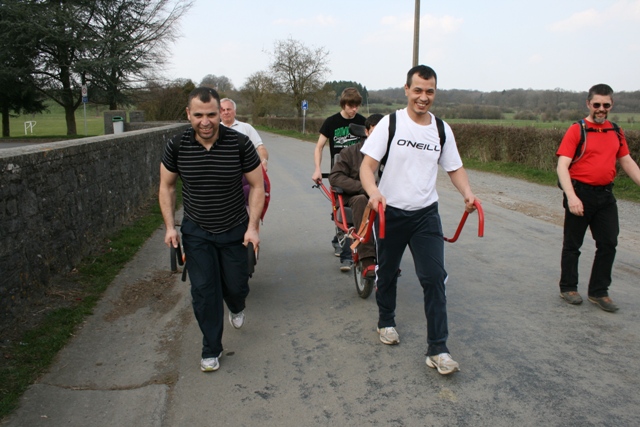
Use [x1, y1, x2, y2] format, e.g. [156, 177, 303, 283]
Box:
[164, 0, 640, 93]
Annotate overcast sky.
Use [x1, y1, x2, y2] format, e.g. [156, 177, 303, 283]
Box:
[164, 0, 640, 93]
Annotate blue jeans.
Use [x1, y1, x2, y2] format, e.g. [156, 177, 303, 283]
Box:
[181, 218, 250, 358]
[559, 182, 618, 298]
[374, 203, 449, 356]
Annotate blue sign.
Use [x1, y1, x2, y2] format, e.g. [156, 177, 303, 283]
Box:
[302, 100, 308, 111]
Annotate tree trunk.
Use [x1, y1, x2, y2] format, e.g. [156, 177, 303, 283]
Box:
[65, 105, 77, 136]
[1, 105, 10, 137]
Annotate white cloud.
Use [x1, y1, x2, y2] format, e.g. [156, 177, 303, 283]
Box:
[549, 8, 599, 32]
[550, 0, 640, 32]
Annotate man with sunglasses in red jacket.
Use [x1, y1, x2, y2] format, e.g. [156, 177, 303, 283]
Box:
[557, 84, 640, 312]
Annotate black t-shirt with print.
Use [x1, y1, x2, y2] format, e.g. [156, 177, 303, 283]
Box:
[319, 112, 366, 166]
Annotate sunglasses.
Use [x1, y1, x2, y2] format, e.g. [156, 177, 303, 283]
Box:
[591, 102, 611, 109]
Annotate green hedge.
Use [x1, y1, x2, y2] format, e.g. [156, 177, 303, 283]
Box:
[254, 117, 640, 176]
[450, 124, 640, 175]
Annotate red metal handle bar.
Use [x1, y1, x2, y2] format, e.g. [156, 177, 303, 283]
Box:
[352, 202, 385, 243]
[443, 200, 484, 243]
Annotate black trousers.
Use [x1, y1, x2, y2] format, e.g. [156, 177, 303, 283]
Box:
[374, 203, 449, 356]
[181, 218, 249, 358]
[559, 183, 618, 298]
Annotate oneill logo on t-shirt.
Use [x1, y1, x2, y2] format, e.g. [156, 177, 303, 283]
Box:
[396, 139, 441, 152]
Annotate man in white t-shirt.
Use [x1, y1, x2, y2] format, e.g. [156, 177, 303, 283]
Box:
[360, 65, 479, 376]
[221, 98, 269, 171]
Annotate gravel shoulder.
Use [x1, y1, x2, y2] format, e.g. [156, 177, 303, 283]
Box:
[461, 169, 640, 251]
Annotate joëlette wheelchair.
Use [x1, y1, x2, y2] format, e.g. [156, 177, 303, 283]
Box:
[313, 123, 384, 299]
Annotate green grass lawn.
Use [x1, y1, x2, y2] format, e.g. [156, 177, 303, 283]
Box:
[5, 103, 113, 138]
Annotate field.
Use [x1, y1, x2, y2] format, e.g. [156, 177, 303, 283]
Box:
[4, 102, 640, 139]
[311, 104, 640, 131]
[5, 103, 110, 138]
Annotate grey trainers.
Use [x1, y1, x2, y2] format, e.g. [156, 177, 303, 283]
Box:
[340, 260, 353, 272]
[377, 326, 400, 345]
[229, 310, 245, 329]
[588, 296, 619, 312]
[200, 353, 222, 372]
[426, 353, 460, 375]
[560, 291, 583, 305]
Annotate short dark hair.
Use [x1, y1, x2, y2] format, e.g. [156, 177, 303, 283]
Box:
[406, 65, 438, 87]
[587, 84, 614, 101]
[188, 87, 221, 108]
[365, 113, 384, 130]
[339, 88, 363, 108]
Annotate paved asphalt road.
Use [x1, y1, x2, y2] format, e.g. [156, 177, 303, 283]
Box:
[3, 131, 640, 426]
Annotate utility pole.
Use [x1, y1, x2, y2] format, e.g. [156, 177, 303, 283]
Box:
[413, 0, 420, 66]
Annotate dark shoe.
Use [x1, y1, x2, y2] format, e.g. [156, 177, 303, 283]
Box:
[361, 257, 376, 278]
[588, 296, 619, 312]
[560, 291, 583, 305]
[340, 259, 353, 272]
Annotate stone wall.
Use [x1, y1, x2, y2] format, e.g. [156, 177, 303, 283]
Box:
[0, 123, 189, 325]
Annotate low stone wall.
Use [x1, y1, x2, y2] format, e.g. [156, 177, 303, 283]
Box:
[0, 123, 189, 325]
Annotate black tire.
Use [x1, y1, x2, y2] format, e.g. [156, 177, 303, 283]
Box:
[170, 246, 177, 272]
[353, 261, 374, 299]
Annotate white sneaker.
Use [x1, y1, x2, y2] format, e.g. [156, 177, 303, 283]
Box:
[229, 310, 245, 329]
[426, 353, 460, 375]
[377, 326, 400, 345]
[200, 355, 221, 372]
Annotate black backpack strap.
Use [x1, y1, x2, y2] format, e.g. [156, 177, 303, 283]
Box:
[435, 116, 446, 159]
[379, 112, 448, 176]
[572, 120, 623, 167]
[169, 128, 192, 174]
[611, 122, 623, 147]
[378, 112, 396, 177]
[570, 120, 587, 166]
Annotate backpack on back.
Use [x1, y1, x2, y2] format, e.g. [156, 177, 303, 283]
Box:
[569, 119, 622, 167]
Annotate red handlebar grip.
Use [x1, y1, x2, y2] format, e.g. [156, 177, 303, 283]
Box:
[475, 200, 484, 237]
[378, 203, 385, 239]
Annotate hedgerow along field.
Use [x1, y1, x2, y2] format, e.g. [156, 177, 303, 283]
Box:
[4, 99, 640, 138]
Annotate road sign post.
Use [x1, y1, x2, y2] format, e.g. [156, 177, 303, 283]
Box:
[302, 100, 308, 133]
[82, 85, 88, 135]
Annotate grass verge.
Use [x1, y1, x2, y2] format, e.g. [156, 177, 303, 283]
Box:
[463, 158, 640, 203]
[0, 185, 182, 420]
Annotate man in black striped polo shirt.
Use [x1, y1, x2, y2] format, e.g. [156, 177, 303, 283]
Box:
[159, 87, 264, 372]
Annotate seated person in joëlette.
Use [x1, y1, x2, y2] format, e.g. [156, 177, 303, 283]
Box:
[328, 113, 383, 275]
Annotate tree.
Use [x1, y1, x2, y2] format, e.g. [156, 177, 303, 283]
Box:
[87, 0, 193, 110]
[15, 0, 191, 135]
[240, 71, 284, 118]
[23, 0, 96, 136]
[0, 0, 47, 137]
[200, 74, 235, 93]
[269, 38, 330, 117]
[136, 78, 195, 121]
[325, 80, 368, 104]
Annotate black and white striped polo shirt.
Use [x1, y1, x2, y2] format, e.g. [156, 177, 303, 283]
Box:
[162, 126, 261, 233]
